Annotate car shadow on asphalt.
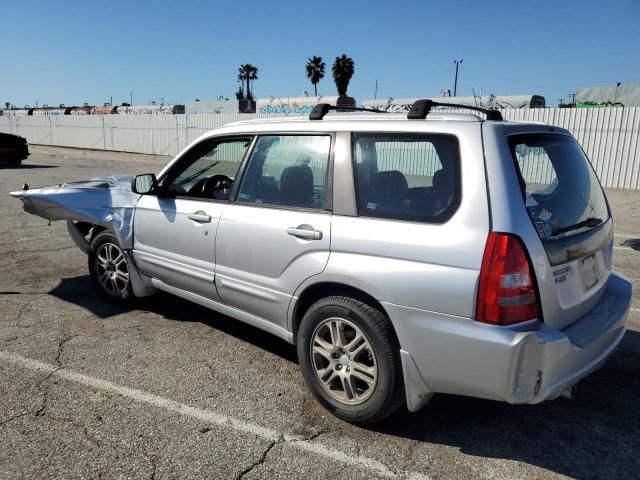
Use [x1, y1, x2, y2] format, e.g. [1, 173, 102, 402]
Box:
[621, 238, 640, 250]
[372, 329, 640, 479]
[48, 275, 298, 363]
[49, 275, 640, 478]
[0, 164, 59, 169]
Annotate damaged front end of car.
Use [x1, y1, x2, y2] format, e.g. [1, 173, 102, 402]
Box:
[10, 175, 155, 297]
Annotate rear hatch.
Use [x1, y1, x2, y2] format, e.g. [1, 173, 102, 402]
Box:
[509, 132, 613, 330]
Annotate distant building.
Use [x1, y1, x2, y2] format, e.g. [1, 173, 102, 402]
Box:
[185, 99, 238, 114]
[576, 83, 640, 107]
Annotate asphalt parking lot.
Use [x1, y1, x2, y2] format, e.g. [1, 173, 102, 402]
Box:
[1, 146, 639, 480]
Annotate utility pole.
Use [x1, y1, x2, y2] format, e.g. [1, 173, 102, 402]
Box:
[374, 79, 378, 100]
[614, 82, 622, 102]
[453, 59, 463, 97]
[130, 91, 133, 106]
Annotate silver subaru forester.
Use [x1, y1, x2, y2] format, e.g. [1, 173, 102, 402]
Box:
[11, 101, 633, 424]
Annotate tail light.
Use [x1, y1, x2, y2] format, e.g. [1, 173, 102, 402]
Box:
[476, 232, 540, 325]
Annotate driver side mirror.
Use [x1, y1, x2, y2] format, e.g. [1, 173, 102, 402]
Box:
[131, 173, 158, 195]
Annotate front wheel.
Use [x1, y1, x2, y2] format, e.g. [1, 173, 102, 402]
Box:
[88, 231, 134, 303]
[297, 296, 404, 424]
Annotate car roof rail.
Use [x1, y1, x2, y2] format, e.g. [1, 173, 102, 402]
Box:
[407, 99, 503, 121]
[309, 103, 387, 120]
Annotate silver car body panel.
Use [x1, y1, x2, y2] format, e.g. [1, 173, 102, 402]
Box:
[215, 204, 332, 329]
[9, 114, 632, 413]
[132, 195, 225, 301]
[382, 273, 630, 404]
[150, 277, 294, 343]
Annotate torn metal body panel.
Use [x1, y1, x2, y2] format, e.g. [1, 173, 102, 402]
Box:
[10, 175, 138, 249]
[10, 175, 157, 298]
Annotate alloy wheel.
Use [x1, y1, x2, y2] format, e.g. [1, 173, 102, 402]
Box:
[310, 317, 378, 405]
[94, 242, 129, 296]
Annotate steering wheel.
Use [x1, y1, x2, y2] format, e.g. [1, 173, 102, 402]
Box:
[201, 174, 233, 199]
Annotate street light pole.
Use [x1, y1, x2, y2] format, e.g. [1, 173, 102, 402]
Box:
[453, 59, 463, 97]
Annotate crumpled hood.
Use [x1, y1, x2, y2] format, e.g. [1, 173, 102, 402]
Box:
[9, 174, 140, 248]
[49, 174, 136, 190]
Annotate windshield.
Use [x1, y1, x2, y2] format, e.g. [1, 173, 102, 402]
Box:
[509, 133, 610, 241]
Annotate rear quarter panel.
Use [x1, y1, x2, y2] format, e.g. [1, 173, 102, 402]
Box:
[324, 121, 490, 320]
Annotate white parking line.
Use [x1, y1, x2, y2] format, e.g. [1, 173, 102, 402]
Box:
[631, 308, 639, 313]
[614, 246, 636, 251]
[0, 350, 430, 480]
[614, 233, 639, 238]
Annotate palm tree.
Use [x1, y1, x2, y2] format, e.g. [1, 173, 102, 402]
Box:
[332, 54, 355, 97]
[305, 56, 325, 97]
[237, 64, 259, 100]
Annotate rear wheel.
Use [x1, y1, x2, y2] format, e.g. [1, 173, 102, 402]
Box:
[297, 296, 404, 424]
[88, 231, 133, 303]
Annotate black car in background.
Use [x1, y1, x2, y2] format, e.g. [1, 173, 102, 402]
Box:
[0, 133, 29, 167]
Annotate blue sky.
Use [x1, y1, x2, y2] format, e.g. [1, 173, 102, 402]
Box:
[2, 0, 639, 108]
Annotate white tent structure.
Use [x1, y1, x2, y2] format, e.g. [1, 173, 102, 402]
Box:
[576, 83, 640, 107]
[361, 95, 545, 112]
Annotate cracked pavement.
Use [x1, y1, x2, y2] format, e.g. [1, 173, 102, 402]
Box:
[1, 146, 639, 479]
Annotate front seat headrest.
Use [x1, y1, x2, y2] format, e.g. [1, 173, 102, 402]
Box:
[279, 165, 314, 207]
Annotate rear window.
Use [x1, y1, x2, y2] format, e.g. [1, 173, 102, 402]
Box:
[509, 133, 609, 241]
[352, 133, 461, 223]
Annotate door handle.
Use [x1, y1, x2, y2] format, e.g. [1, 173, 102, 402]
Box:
[188, 211, 212, 223]
[287, 224, 323, 240]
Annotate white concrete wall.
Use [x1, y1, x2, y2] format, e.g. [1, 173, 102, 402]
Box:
[1, 108, 639, 189]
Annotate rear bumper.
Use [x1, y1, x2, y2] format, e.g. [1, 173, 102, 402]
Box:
[384, 273, 632, 411]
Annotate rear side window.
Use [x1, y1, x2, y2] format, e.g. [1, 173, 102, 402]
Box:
[509, 133, 609, 241]
[353, 133, 461, 223]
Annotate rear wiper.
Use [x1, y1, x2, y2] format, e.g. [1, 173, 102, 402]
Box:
[551, 217, 603, 236]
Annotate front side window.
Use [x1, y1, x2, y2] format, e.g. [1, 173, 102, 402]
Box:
[353, 133, 461, 222]
[163, 137, 251, 200]
[237, 135, 331, 209]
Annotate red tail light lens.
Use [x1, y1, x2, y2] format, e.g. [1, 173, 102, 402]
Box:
[476, 232, 540, 325]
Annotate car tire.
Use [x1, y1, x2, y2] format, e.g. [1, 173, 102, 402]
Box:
[88, 231, 134, 303]
[297, 296, 404, 424]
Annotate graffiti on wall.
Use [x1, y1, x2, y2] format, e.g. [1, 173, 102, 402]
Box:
[259, 104, 314, 115]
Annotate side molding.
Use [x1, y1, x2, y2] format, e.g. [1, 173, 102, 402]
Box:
[150, 278, 295, 344]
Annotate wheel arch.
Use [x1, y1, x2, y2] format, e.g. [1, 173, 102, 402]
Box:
[290, 281, 392, 344]
[89, 224, 107, 240]
[290, 280, 434, 413]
